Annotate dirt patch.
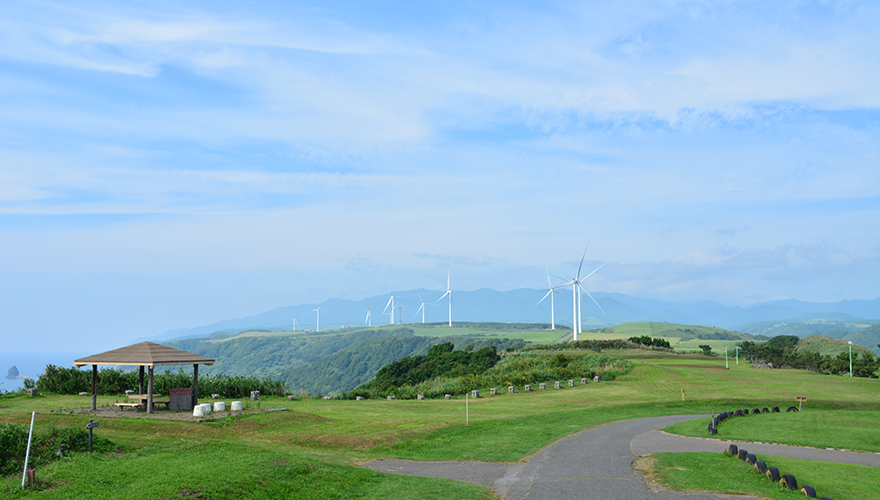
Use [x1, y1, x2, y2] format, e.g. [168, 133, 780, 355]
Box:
[44, 405, 289, 421]
[179, 488, 209, 499]
[632, 455, 666, 492]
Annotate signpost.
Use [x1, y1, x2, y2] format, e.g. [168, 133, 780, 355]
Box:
[795, 396, 807, 412]
[86, 419, 99, 452]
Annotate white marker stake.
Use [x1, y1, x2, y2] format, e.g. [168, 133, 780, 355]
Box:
[466, 393, 469, 426]
[21, 411, 35, 488]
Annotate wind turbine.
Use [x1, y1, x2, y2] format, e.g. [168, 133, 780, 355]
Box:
[292, 314, 299, 332]
[536, 267, 560, 330]
[314, 307, 320, 332]
[383, 292, 396, 325]
[437, 271, 453, 327]
[365, 306, 372, 327]
[560, 247, 606, 340]
[415, 291, 430, 324]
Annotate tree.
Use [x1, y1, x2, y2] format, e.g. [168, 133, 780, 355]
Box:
[698, 345, 713, 356]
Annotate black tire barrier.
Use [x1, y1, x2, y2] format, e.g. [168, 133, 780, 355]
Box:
[754, 460, 767, 474]
[766, 466, 780, 482]
[786, 406, 799, 412]
[736, 409, 744, 416]
[727, 444, 738, 456]
[780, 474, 798, 490]
[800, 485, 817, 498]
[752, 408, 760, 415]
[746, 453, 756, 465]
[737, 449, 749, 461]
[772, 406, 780, 413]
[819, 497, 833, 500]
[710, 427, 718, 435]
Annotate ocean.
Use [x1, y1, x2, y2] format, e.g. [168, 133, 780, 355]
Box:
[1, 351, 91, 393]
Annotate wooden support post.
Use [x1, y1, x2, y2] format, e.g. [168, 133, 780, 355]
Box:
[91, 365, 97, 411]
[138, 366, 144, 395]
[147, 366, 154, 415]
[192, 364, 199, 408]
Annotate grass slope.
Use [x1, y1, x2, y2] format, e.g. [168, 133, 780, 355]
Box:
[646, 452, 879, 500]
[796, 335, 876, 358]
[2, 351, 878, 498]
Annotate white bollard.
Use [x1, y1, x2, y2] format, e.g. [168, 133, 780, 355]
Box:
[231, 401, 243, 411]
[193, 405, 206, 417]
[202, 403, 212, 414]
[213, 402, 226, 412]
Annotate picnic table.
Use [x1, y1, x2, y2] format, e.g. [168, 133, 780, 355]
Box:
[114, 394, 170, 411]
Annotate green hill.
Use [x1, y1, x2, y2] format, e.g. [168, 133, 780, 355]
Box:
[842, 324, 880, 356]
[796, 336, 875, 358]
[280, 334, 528, 395]
[736, 319, 876, 338]
[584, 322, 768, 352]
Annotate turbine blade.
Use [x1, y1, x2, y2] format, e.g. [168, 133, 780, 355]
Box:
[584, 290, 606, 316]
[576, 246, 588, 279]
[582, 263, 606, 280]
[383, 297, 393, 313]
[437, 291, 450, 302]
[536, 289, 553, 306]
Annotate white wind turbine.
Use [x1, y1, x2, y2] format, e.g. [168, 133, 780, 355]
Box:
[383, 292, 397, 325]
[560, 248, 606, 340]
[414, 291, 431, 324]
[314, 307, 320, 332]
[535, 267, 560, 330]
[292, 314, 298, 332]
[365, 306, 372, 327]
[437, 271, 453, 327]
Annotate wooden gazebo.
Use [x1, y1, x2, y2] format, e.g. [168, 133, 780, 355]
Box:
[74, 342, 215, 414]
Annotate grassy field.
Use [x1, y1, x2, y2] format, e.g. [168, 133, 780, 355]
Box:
[644, 452, 880, 500]
[665, 409, 880, 452]
[1, 352, 878, 498]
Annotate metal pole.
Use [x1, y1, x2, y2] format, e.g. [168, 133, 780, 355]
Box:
[848, 341, 853, 377]
[466, 392, 469, 426]
[735, 346, 739, 365]
[725, 348, 729, 369]
[21, 412, 35, 488]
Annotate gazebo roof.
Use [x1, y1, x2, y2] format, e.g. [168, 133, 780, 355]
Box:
[74, 341, 215, 368]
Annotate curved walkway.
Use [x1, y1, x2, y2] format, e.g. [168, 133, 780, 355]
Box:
[362, 414, 878, 499]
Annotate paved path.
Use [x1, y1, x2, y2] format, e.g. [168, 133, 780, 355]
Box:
[363, 414, 880, 499]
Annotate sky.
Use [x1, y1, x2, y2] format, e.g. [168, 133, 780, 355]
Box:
[1, 0, 878, 354]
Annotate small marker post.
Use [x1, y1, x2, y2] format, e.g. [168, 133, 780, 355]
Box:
[681, 388, 685, 401]
[466, 393, 469, 426]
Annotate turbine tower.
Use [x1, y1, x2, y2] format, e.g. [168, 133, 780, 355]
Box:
[365, 306, 372, 327]
[437, 271, 453, 327]
[415, 291, 429, 324]
[383, 292, 396, 325]
[536, 267, 559, 330]
[292, 314, 299, 332]
[560, 247, 606, 340]
[314, 307, 320, 333]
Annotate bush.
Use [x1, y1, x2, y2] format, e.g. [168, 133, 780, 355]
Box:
[36, 366, 287, 397]
[0, 423, 115, 476]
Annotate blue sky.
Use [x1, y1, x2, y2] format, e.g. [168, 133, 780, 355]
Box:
[1, 0, 878, 353]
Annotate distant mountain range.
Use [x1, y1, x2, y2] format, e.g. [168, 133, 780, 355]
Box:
[140, 290, 880, 343]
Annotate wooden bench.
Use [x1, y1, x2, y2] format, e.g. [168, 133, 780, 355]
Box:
[114, 402, 141, 411]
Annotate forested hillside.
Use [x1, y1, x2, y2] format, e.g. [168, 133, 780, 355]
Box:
[280, 334, 528, 395]
[165, 328, 412, 378]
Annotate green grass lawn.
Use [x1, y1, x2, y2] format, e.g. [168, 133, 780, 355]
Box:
[664, 409, 880, 452]
[645, 452, 880, 500]
[1, 354, 877, 498]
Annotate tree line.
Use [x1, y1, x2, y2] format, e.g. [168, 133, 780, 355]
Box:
[739, 337, 879, 377]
